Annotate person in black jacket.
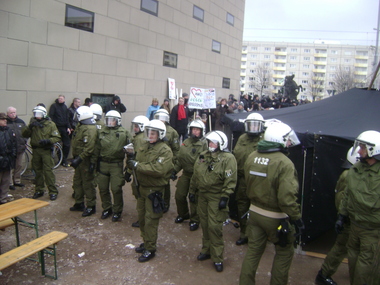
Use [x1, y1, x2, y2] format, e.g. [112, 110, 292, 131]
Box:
[170, 97, 189, 142]
[49, 94, 71, 167]
[104, 95, 127, 114]
[6, 107, 27, 189]
[0, 112, 17, 204]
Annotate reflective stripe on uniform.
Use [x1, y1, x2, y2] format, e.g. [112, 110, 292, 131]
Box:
[249, 204, 288, 219]
[249, 170, 267, 177]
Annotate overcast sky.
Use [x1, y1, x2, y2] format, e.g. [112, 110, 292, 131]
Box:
[243, 0, 379, 46]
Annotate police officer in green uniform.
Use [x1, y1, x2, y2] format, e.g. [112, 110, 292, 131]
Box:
[189, 131, 237, 272]
[172, 120, 208, 231]
[127, 120, 173, 262]
[153, 109, 179, 212]
[239, 121, 304, 285]
[69, 106, 98, 217]
[336, 130, 380, 285]
[232, 113, 264, 245]
[127, 115, 150, 228]
[315, 146, 358, 285]
[22, 106, 61, 200]
[95, 110, 131, 222]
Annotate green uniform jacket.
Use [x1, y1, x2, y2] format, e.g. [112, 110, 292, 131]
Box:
[340, 161, 380, 229]
[132, 132, 146, 155]
[95, 120, 105, 130]
[189, 150, 237, 198]
[233, 133, 262, 177]
[164, 124, 179, 159]
[71, 123, 97, 162]
[335, 169, 348, 210]
[94, 126, 131, 161]
[22, 119, 61, 147]
[135, 141, 173, 187]
[244, 150, 301, 221]
[173, 137, 208, 175]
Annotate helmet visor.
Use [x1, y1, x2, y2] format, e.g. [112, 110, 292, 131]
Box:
[154, 113, 169, 123]
[245, 120, 263, 134]
[285, 130, 300, 147]
[33, 111, 44, 119]
[105, 117, 118, 127]
[144, 128, 159, 143]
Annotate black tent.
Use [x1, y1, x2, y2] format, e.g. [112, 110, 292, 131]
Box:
[222, 88, 380, 245]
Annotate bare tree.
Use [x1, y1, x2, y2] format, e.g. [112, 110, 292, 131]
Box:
[249, 63, 273, 98]
[306, 73, 325, 101]
[332, 65, 356, 94]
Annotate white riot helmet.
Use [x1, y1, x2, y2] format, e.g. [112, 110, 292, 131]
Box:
[342, 146, 359, 168]
[352, 130, 380, 160]
[188, 120, 205, 138]
[154, 109, 170, 123]
[90, 103, 103, 120]
[75, 106, 94, 122]
[144, 119, 166, 142]
[264, 122, 300, 148]
[132, 115, 150, 133]
[205, 131, 228, 152]
[244, 113, 264, 135]
[105, 110, 121, 127]
[32, 106, 47, 120]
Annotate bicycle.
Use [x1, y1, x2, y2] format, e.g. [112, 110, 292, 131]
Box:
[21, 142, 63, 176]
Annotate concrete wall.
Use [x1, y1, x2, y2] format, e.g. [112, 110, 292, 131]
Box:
[0, 0, 245, 126]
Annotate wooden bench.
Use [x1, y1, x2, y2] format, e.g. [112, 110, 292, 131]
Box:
[0, 219, 14, 231]
[0, 231, 68, 280]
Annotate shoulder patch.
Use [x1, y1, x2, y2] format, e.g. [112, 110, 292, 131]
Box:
[225, 169, 232, 177]
[157, 157, 165, 163]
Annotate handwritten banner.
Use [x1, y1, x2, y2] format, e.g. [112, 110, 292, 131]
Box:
[168, 78, 176, 99]
[189, 87, 216, 109]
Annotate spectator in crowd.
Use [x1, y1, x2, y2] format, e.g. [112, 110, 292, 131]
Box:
[128, 120, 173, 262]
[234, 102, 247, 113]
[170, 97, 189, 142]
[252, 95, 261, 111]
[146, 98, 160, 120]
[94, 111, 131, 222]
[69, 106, 98, 217]
[6, 107, 27, 190]
[160, 98, 171, 114]
[104, 95, 126, 114]
[49, 94, 71, 167]
[336, 130, 380, 285]
[241, 94, 251, 111]
[0, 112, 16, 204]
[22, 106, 61, 201]
[190, 130, 237, 272]
[68, 98, 81, 134]
[212, 98, 233, 132]
[83, 98, 93, 107]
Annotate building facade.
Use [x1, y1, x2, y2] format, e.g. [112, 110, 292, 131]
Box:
[0, 0, 245, 124]
[241, 41, 376, 101]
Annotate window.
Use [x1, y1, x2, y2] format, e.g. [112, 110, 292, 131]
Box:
[251, 47, 258, 51]
[291, 48, 298, 52]
[331, 50, 337, 54]
[330, 74, 336, 78]
[302, 72, 309, 76]
[250, 54, 257, 58]
[344, 51, 352, 55]
[226, 13, 234, 26]
[141, 0, 158, 16]
[328, 82, 335, 86]
[344, 59, 351, 63]
[193, 5, 204, 22]
[222, 77, 230, 89]
[330, 66, 336, 70]
[65, 5, 94, 32]
[264, 55, 271, 59]
[264, 62, 270, 67]
[212, 40, 221, 53]
[250, 62, 256, 66]
[290, 56, 297, 60]
[303, 64, 310, 68]
[264, 47, 271, 51]
[91, 94, 114, 110]
[302, 80, 308, 84]
[163, 51, 177, 68]
[250, 70, 255, 73]
[289, 64, 296, 68]
[304, 49, 311, 53]
[330, 58, 337, 62]
[304, 57, 310, 61]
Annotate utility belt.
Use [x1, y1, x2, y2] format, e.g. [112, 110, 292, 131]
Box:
[249, 204, 289, 219]
[100, 157, 124, 163]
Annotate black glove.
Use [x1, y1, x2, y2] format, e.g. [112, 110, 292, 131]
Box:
[170, 171, 177, 181]
[39, 139, 50, 146]
[335, 214, 347, 234]
[218, 197, 228, 210]
[70, 156, 83, 169]
[189, 193, 196, 203]
[124, 171, 132, 182]
[224, 105, 228, 109]
[126, 153, 135, 160]
[293, 218, 305, 237]
[88, 163, 95, 174]
[29, 121, 41, 129]
[127, 160, 138, 169]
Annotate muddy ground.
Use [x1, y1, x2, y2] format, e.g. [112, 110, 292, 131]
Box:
[0, 166, 349, 284]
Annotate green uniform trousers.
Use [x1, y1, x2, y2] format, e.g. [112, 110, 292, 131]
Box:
[97, 161, 125, 213]
[73, 157, 96, 207]
[236, 176, 250, 239]
[240, 211, 296, 285]
[175, 172, 199, 223]
[164, 182, 170, 209]
[32, 148, 57, 194]
[347, 223, 380, 285]
[321, 224, 350, 277]
[198, 192, 228, 263]
[137, 186, 164, 252]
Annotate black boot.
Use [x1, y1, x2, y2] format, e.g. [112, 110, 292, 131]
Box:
[138, 250, 155, 262]
[315, 270, 337, 285]
[82, 207, 96, 217]
[70, 202, 85, 211]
